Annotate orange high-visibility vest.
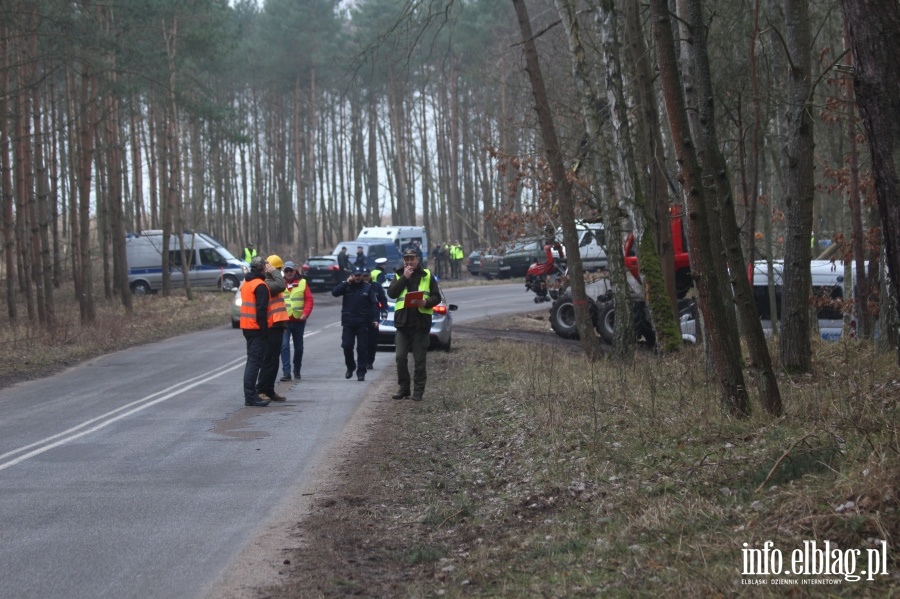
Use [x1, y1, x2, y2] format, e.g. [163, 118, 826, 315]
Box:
[239, 279, 267, 329]
[266, 286, 289, 327]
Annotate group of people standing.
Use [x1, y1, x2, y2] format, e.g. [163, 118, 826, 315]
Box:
[335, 245, 370, 280]
[430, 241, 465, 280]
[239, 246, 439, 406]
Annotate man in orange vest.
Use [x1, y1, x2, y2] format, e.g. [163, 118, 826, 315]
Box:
[256, 254, 288, 403]
[240, 256, 279, 406]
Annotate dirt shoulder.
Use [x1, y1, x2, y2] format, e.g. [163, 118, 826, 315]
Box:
[207, 311, 576, 599]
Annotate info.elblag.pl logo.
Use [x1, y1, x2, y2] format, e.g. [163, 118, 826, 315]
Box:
[741, 540, 890, 585]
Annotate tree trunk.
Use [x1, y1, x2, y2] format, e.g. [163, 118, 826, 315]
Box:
[77, 66, 98, 323]
[840, 0, 900, 363]
[677, 0, 781, 416]
[650, 0, 749, 416]
[1, 25, 16, 321]
[779, 0, 815, 373]
[622, 0, 677, 310]
[595, 0, 680, 353]
[367, 91, 379, 227]
[556, 0, 635, 360]
[513, 0, 601, 360]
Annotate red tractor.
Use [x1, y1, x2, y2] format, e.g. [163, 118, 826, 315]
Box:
[550, 207, 694, 343]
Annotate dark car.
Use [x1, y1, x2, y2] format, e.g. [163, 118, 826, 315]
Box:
[466, 250, 485, 276]
[302, 255, 343, 291]
[480, 239, 544, 280]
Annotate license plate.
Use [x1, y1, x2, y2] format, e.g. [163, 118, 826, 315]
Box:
[312, 278, 324, 283]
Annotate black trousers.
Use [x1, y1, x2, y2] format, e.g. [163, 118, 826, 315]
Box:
[243, 332, 266, 401]
[341, 322, 369, 376]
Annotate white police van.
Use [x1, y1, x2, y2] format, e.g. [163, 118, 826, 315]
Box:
[126, 230, 247, 295]
[357, 226, 429, 266]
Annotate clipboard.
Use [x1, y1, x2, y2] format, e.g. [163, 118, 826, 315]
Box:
[405, 290, 426, 304]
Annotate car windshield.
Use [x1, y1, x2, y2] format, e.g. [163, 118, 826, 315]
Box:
[308, 258, 335, 267]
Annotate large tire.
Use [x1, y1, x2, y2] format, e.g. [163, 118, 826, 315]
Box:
[550, 294, 578, 339]
[550, 294, 598, 340]
[597, 302, 616, 344]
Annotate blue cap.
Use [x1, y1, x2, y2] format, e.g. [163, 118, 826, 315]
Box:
[352, 265, 366, 274]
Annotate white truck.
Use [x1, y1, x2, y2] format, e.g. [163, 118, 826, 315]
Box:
[552, 221, 607, 271]
[126, 230, 247, 295]
[357, 226, 429, 266]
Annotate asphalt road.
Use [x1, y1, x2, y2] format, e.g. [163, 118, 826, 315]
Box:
[0, 282, 538, 599]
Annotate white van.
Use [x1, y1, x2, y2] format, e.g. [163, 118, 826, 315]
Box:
[357, 226, 429, 266]
[126, 230, 247, 295]
[749, 259, 866, 340]
[553, 222, 607, 271]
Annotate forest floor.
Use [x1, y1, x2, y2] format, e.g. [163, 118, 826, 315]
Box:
[246, 312, 899, 598]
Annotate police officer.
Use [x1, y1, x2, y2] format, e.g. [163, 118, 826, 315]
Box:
[332, 265, 379, 381]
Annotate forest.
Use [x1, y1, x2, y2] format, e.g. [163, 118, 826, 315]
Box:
[1, 1, 899, 404]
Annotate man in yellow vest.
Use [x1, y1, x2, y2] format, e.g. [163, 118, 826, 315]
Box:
[449, 241, 464, 279]
[256, 254, 288, 402]
[387, 248, 442, 401]
[242, 242, 257, 263]
[280, 261, 314, 381]
[239, 256, 278, 406]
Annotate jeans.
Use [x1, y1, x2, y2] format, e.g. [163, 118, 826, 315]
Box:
[395, 327, 429, 395]
[281, 320, 307, 375]
[242, 332, 266, 401]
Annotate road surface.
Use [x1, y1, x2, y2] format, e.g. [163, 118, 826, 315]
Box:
[0, 283, 537, 599]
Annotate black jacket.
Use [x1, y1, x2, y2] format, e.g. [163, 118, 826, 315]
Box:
[371, 279, 388, 316]
[332, 280, 379, 326]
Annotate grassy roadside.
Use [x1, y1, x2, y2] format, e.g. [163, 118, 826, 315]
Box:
[269, 318, 899, 598]
[0, 290, 234, 390]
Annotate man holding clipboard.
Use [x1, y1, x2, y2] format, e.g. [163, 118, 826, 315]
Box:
[387, 248, 442, 401]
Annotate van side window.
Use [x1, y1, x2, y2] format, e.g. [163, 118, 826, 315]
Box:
[371, 246, 385, 259]
[169, 250, 194, 267]
[199, 248, 221, 266]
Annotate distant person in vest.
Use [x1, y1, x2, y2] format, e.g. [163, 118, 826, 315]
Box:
[337, 246, 351, 279]
[280, 261, 314, 382]
[256, 254, 287, 403]
[450, 241, 464, 279]
[242, 242, 257, 263]
[363, 266, 388, 370]
[387, 248, 441, 401]
[332, 265, 379, 382]
[369, 256, 388, 285]
[239, 256, 279, 407]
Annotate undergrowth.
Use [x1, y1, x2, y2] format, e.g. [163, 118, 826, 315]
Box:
[385, 332, 899, 597]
